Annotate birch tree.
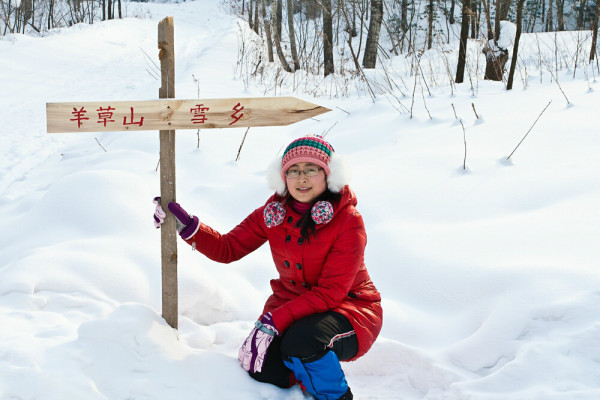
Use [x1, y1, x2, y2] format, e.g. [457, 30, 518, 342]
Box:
[363, 0, 383, 68]
[261, 0, 274, 62]
[286, 0, 300, 71]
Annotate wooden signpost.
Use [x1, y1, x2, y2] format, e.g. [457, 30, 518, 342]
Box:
[46, 17, 330, 330]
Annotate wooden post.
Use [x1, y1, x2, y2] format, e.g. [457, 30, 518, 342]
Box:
[158, 16, 178, 329]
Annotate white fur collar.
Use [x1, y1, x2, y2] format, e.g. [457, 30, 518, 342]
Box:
[266, 152, 350, 195]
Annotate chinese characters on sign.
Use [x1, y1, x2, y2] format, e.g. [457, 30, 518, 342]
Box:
[69, 107, 89, 128]
[230, 103, 244, 125]
[190, 104, 209, 124]
[68, 102, 246, 129]
[97, 106, 115, 127]
[48, 97, 330, 134]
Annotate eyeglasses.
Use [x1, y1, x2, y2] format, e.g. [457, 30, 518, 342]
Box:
[285, 167, 322, 179]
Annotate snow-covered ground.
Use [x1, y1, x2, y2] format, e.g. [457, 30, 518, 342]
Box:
[1, 1, 600, 399]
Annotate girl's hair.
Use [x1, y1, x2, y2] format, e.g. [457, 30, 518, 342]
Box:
[296, 189, 342, 240]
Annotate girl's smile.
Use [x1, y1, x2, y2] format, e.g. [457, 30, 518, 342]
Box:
[286, 162, 327, 203]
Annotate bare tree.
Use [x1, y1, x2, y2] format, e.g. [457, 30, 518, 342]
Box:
[248, 0, 254, 31]
[557, 0, 565, 31]
[456, 0, 470, 83]
[577, 0, 587, 29]
[261, 0, 274, 62]
[495, 0, 511, 41]
[323, 0, 334, 76]
[254, 0, 260, 33]
[427, 0, 434, 49]
[591, 0, 600, 61]
[286, 0, 300, 71]
[507, 0, 525, 90]
[339, 2, 361, 70]
[363, 0, 383, 68]
[482, 0, 507, 80]
[274, 0, 282, 40]
[482, 0, 493, 39]
[402, 0, 409, 29]
[271, 0, 292, 72]
[546, 0, 554, 31]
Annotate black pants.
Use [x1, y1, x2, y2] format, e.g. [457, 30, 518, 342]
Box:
[249, 311, 358, 388]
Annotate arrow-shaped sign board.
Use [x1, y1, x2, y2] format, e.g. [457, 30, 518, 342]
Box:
[46, 97, 330, 133]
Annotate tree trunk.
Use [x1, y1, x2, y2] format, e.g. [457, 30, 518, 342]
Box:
[323, 0, 334, 76]
[20, 0, 32, 28]
[402, 0, 409, 30]
[577, 0, 587, 29]
[118, 0, 122, 19]
[254, 0, 260, 34]
[363, 0, 383, 68]
[248, 0, 254, 32]
[340, 3, 362, 70]
[507, 0, 525, 90]
[591, 0, 600, 61]
[546, 0, 553, 31]
[261, 0, 274, 62]
[427, 0, 434, 49]
[271, 0, 292, 72]
[471, 1, 477, 38]
[557, 0, 565, 31]
[494, 0, 500, 41]
[482, 0, 494, 40]
[287, 0, 300, 70]
[275, 0, 283, 40]
[48, 0, 54, 29]
[483, 42, 508, 80]
[499, 0, 510, 20]
[456, 0, 470, 83]
[450, 0, 456, 24]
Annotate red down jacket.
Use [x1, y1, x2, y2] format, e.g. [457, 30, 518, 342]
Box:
[185, 186, 382, 360]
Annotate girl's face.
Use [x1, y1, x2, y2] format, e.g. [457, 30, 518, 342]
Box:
[285, 162, 327, 203]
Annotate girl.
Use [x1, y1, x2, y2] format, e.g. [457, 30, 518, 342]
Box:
[154, 135, 382, 400]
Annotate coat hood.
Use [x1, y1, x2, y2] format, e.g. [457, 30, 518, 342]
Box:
[266, 152, 351, 196]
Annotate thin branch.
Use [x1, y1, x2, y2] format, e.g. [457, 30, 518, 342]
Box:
[459, 119, 467, 170]
[507, 101, 552, 160]
[236, 127, 251, 162]
[95, 137, 107, 152]
[471, 103, 480, 119]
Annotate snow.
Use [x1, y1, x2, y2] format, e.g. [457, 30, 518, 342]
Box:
[2, 1, 600, 399]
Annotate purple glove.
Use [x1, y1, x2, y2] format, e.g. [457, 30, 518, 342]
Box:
[238, 312, 279, 373]
[167, 201, 200, 240]
[153, 197, 166, 228]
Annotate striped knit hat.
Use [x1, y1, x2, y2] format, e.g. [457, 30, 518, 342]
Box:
[281, 135, 334, 177]
[267, 135, 350, 195]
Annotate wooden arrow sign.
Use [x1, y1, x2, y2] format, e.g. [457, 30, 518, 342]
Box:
[46, 97, 330, 133]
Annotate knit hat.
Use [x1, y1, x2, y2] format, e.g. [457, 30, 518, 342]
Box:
[267, 135, 350, 195]
[281, 135, 334, 177]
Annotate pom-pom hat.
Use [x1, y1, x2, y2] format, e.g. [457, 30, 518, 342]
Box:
[267, 135, 350, 196]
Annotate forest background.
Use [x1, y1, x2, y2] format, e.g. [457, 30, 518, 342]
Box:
[3, 0, 600, 92]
